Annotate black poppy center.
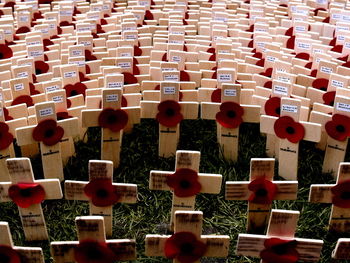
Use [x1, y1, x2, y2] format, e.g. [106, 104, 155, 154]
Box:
[340, 191, 350, 200]
[165, 108, 175, 117]
[275, 107, 281, 115]
[336, 125, 345, 133]
[256, 188, 268, 197]
[320, 86, 327, 92]
[107, 114, 117, 124]
[286, 126, 295, 135]
[272, 244, 289, 255]
[86, 247, 103, 260]
[70, 90, 79, 97]
[226, 110, 236, 118]
[96, 188, 109, 198]
[20, 188, 32, 197]
[35, 68, 42, 75]
[180, 242, 195, 255]
[179, 180, 191, 189]
[0, 53, 4, 60]
[44, 128, 55, 138]
[0, 252, 10, 263]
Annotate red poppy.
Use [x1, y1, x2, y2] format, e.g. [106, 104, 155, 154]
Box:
[215, 101, 244, 129]
[274, 116, 305, 143]
[248, 177, 277, 204]
[322, 91, 336, 106]
[3, 108, 13, 121]
[285, 27, 293, 36]
[165, 231, 206, 262]
[325, 114, 350, 141]
[34, 61, 49, 75]
[331, 45, 343, 53]
[84, 178, 120, 207]
[329, 37, 336, 47]
[39, 0, 53, 3]
[180, 71, 190, 81]
[166, 168, 201, 198]
[207, 47, 215, 54]
[84, 49, 97, 61]
[260, 238, 299, 263]
[8, 183, 46, 208]
[286, 35, 295, 49]
[295, 53, 310, 60]
[248, 39, 253, 48]
[33, 11, 43, 21]
[15, 26, 30, 34]
[74, 239, 117, 263]
[56, 111, 72, 120]
[331, 180, 350, 208]
[338, 55, 348, 62]
[0, 122, 14, 150]
[209, 53, 216, 61]
[314, 7, 326, 16]
[96, 24, 105, 34]
[256, 58, 265, 67]
[156, 100, 183, 127]
[265, 97, 281, 117]
[264, 81, 272, 89]
[73, 6, 81, 16]
[134, 45, 142, 56]
[64, 82, 87, 98]
[305, 62, 312, 69]
[161, 53, 168, 62]
[252, 51, 263, 59]
[32, 119, 64, 146]
[246, 24, 254, 32]
[145, 10, 154, 20]
[123, 72, 138, 85]
[79, 72, 90, 82]
[59, 21, 74, 27]
[11, 95, 34, 107]
[312, 78, 329, 91]
[0, 245, 21, 263]
[43, 38, 54, 51]
[0, 44, 13, 59]
[4, 1, 15, 9]
[259, 68, 273, 77]
[211, 88, 221, 103]
[323, 16, 330, 23]
[98, 108, 128, 132]
[29, 83, 40, 95]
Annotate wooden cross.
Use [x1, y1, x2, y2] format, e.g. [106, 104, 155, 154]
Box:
[141, 82, 198, 157]
[149, 150, 222, 229]
[309, 162, 350, 232]
[332, 238, 350, 260]
[226, 158, 298, 233]
[65, 160, 137, 236]
[260, 97, 321, 180]
[145, 211, 230, 262]
[201, 84, 260, 161]
[16, 101, 79, 181]
[0, 158, 62, 241]
[0, 221, 45, 263]
[50, 216, 136, 263]
[82, 88, 140, 168]
[0, 102, 27, 181]
[236, 209, 324, 262]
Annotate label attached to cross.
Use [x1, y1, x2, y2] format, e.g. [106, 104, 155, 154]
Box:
[50, 216, 136, 263]
[145, 211, 230, 262]
[236, 209, 323, 262]
[0, 158, 62, 240]
[149, 150, 222, 229]
[226, 158, 298, 233]
[15, 101, 79, 181]
[65, 160, 137, 236]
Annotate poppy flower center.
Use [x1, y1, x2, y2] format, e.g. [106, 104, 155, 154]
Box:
[340, 191, 350, 200]
[165, 108, 175, 117]
[179, 180, 191, 189]
[44, 128, 55, 138]
[227, 110, 236, 118]
[70, 90, 78, 96]
[256, 188, 268, 197]
[19, 188, 32, 197]
[107, 114, 117, 124]
[86, 247, 103, 260]
[286, 126, 295, 134]
[275, 107, 281, 115]
[96, 188, 108, 198]
[336, 125, 345, 133]
[271, 244, 288, 255]
[0, 253, 10, 263]
[35, 68, 42, 75]
[180, 242, 195, 254]
[320, 86, 327, 91]
[0, 53, 3, 59]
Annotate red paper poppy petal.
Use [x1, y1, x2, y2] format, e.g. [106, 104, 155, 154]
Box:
[295, 52, 310, 60]
[285, 27, 293, 36]
[248, 178, 277, 204]
[211, 88, 221, 103]
[84, 179, 119, 207]
[11, 95, 34, 107]
[8, 183, 45, 208]
[323, 91, 336, 106]
[134, 45, 142, 56]
[98, 109, 129, 132]
[156, 112, 183, 127]
[0, 245, 21, 263]
[42, 125, 64, 146]
[0, 122, 13, 150]
[312, 78, 329, 91]
[16, 26, 30, 34]
[274, 117, 290, 139]
[145, 10, 154, 20]
[0, 44, 13, 59]
[286, 36, 295, 49]
[74, 240, 117, 263]
[180, 71, 190, 81]
[325, 114, 350, 141]
[166, 168, 201, 197]
[260, 249, 299, 263]
[265, 97, 281, 117]
[256, 58, 265, 67]
[35, 61, 49, 75]
[287, 122, 305, 143]
[123, 72, 138, 85]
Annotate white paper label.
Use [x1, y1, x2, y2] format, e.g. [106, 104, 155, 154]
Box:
[107, 82, 122, 88]
[27, 41, 41, 46]
[72, 50, 83, 56]
[117, 62, 131, 69]
[162, 68, 177, 71]
[41, 28, 49, 34]
[106, 94, 118, 102]
[278, 76, 291, 83]
[46, 85, 59, 92]
[267, 56, 276, 62]
[320, 66, 333, 74]
[39, 107, 54, 117]
[163, 86, 176, 94]
[345, 42, 350, 49]
[331, 79, 344, 88]
[281, 104, 298, 113]
[224, 89, 236, 96]
[218, 74, 232, 82]
[120, 52, 131, 57]
[164, 75, 179, 81]
[273, 85, 288, 96]
[19, 16, 29, 22]
[0, 108, 3, 117]
[14, 83, 24, 91]
[297, 42, 311, 50]
[80, 41, 91, 47]
[52, 95, 63, 103]
[139, 1, 149, 6]
[295, 26, 306, 32]
[125, 34, 137, 40]
[336, 102, 350, 112]
[29, 50, 43, 57]
[64, 71, 77, 78]
[60, 10, 73, 16]
[17, 72, 28, 78]
[171, 56, 181, 62]
[0, 93, 3, 101]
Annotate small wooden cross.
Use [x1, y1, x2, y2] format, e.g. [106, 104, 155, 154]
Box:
[226, 158, 298, 233]
[236, 209, 324, 262]
[50, 216, 136, 263]
[82, 88, 140, 168]
[260, 97, 322, 180]
[141, 82, 198, 157]
[149, 150, 222, 229]
[65, 160, 137, 236]
[145, 210, 230, 262]
[0, 221, 45, 263]
[15, 101, 79, 181]
[0, 158, 62, 241]
[309, 162, 350, 232]
[332, 238, 350, 260]
[201, 84, 260, 161]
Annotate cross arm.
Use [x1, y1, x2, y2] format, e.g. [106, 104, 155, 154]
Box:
[124, 106, 141, 126]
[82, 109, 102, 127]
[107, 239, 136, 260]
[7, 117, 27, 135]
[309, 110, 332, 130]
[242, 105, 261, 123]
[308, 184, 333, 203]
[58, 115, 79, 138]
[14, 247, 45, 263]
[225, 181, 298, 200]
[115, 183, 137, 203]
[15, 125, 36, 146]
[140, 101, 158, 118]
[201, 102, 220, 120]
[180, 102, 199, 119]
[299, 121, 322, 142]
[236, 234, 323, 262]
[145, 234, 169, 257]
[260, 115, 277, 135]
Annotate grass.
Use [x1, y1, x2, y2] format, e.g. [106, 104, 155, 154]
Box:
[1, 118, 350, 262]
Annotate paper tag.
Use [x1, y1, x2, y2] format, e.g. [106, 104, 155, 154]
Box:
[52, 95, 64, 103]
[320, 66, 333, 74]
[171, 56, 181, 62]
[224, 89, 236, 96]
[163, 86, 176, 94]
[281, 104, 298, 113]
[162, 68, 176, 71]
[107, 82, 122, 88]
[69, 61, 85, 67]
[336, 102, 350, 112]
[14, 83, 24, 91]
[17, 72, 28, 78]
[40, 28, 49, 34]
[106, 94, 118, 102]
[267, 56, 276, 62]
[164, 75, 179, 81]
[331, 79, 344, 88]
[273, 85, 288, 96]
[19, 16, 29, 22]
[218, 74, 232, 82]
[139, 1, 149, 6]
[0, 93, 3, 101]
[46, 85, 59, 92]
[295, 26, 306, 32]
[64, 71, 77, 78]
[72, 50, 83, 56]
[125, 34, 137, 40]
[120, 52, 131, 57]
[297, 42, 311, 50]
[60, 10, 73, 16]
[278, 76, 291, 83]
[345, 42, 350, 49]
[117, 62, 131, 69]
[39, 107, 54, 117]
[29, 50, 43, 57]
[0, 108, 3, 117]
[80, 41, 91, 47]
[27, 41, 41, 46]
